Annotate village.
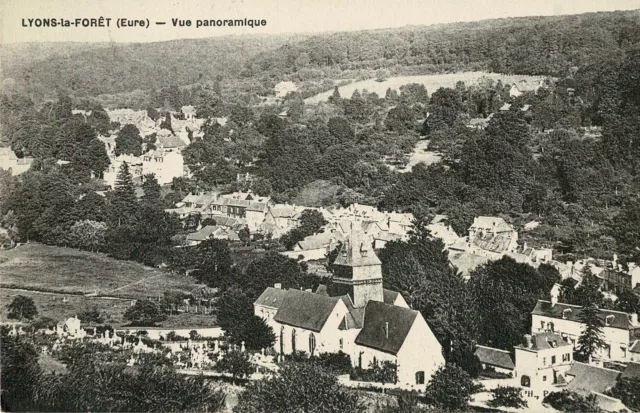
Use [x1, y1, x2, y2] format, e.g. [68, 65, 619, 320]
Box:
[3, 4, 640, 412]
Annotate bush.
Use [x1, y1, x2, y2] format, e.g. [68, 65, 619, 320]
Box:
[543, 390, 603, 412]
[424, 364, 481, 411]
[489, 386, 527, 408]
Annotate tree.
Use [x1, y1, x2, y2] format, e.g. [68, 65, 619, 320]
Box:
[79, 307, 105, 324]
[576, 302, 606, 362]
[543, 390, 603, 413]
[69, 220, 107, 252]
[107, 162, 139, 227]
[572, 267, 605, 307]
[376, 69, 390, 82]
[229, 315, 276, 352]
[0, 326, 43, 412]
[608, 377, 640, 411]
[141, 173, 162, 205]
[242, 252, 313, 296]
[123, 299, 167, 326]
[215, 349, 255, 383]
[234, 362, 362, 413]
[489, 386, 528, 409]
[424, 365, 478, 411]
[238, 226, 251, 246]
[160, 112, 173, 133]
[615, 289, 640, 314]
[6, 295, 38, 321]
[115, 124, 143, 156]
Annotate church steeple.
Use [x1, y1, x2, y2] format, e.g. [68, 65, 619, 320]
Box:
[332, 231, 383, 308]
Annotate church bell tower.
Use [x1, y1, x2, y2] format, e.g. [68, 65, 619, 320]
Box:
[332, 231, 384, 308]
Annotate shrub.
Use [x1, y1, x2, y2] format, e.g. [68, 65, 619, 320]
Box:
[489, 386, 527, 408]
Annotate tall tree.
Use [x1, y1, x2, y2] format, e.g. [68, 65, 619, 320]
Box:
[576, 302, 607, 362]
[115, 124, 143, 156]
[108, 162, 139, 227]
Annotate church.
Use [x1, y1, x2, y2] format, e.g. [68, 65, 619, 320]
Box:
[254, 232, 445, 390]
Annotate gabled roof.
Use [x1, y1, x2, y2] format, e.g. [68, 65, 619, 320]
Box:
[296, 231, 342, 251]
[474, 345, 515, 370]
[469, 216, 514, 233]
[621, 362, 640, 379]
[355, 300, 418, 355]
[333, 231, 381, 267]
[186, 225, 221, 242]
[469, 232, 514, 253]
[514, 332, 571, 352]
[254, 287, 290, 309]
[532, 300, 636, 331]
[565, 362, 620, 395]
[158, 135, 186, 149]
[273, 289, 341, 333]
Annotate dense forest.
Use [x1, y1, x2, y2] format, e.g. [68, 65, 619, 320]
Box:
[2, 10, 640, 101]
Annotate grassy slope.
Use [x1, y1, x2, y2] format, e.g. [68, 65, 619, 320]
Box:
[0, 243, 219, 327]
[0, 243, 198, 297]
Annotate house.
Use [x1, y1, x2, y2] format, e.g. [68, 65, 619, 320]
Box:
[103, 149, 185, 188]
[274, 81, 298, 98]
[261, 204, 310, 238]
[185, 225, 241, 245]
[281, 230, 344, 261]
[255, 231, 445, 390]
[0, 147, 34, 176]
[207, 191, 272, 231]
[474, 345, 515, 374]
[530, 288, 640, 363]
[55, 316, 86, 339]
[509, 79, 545, 98]
[513, 332, 574, 390]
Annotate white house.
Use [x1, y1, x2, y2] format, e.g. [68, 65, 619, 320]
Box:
[531, 288, 640, 363]
[55, 316, 86, 339]
[513, 332, 574, 390]
[255, 231, 445, 390]
[0, 147, 33, 176]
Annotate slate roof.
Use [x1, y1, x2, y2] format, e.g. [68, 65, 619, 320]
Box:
[158, 135, 186, 149]
[297, 231, 342, 251]
[207, 216, 246, 229]
[355, 300, 418, 355]
[469, 232, 513, 253]
[469, 216, 514, 233]
[254, 287, 290, 309]
[186, 226, 221, 242]
[273, 289, 341, 333]
[474, 345, 515, 370]
[565, 362, 621, 395]
[448, 250, 492, 277]
[621, 362, 640, 379]
[630, 340, 640, 354]
[333, 231, 381, 267]
[514, 332, 571, 352]
[532, 300, 637, 331]
[382, 290, 401, 305]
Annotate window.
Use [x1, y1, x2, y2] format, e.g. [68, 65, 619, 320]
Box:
[549, 322, 555, 332]
[540, 321, 546, 330]
[543, 376, 547, 382]
[543, 357, 546, 366]
[551, 356, 556, 364]
[622, 347, 627, 359]
[339, 338, 343, 350]
[415, 371, 425, 385]
[605, 315, 615, 326]
[309, 333, 316, 356]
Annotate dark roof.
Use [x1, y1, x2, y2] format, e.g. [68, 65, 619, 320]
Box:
[254, 287, 290, 309]
[383, 289, 400, 305]
[334, 231, 381, 267]
[273, 290, 340, 333]
[514, 332, 572, 352]
[474, 345, 515, 370]
[532, 300, 635, 330]
[355, 300, 418, 355]
[631, 340, 640, 354]
[338, 296, 364, 330]
[565, 362, 621, 395]
[621, 362, 640, 379]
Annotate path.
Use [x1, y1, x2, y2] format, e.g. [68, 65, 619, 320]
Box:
[105, 273, 165, 295]
[0, 286, 131, 301]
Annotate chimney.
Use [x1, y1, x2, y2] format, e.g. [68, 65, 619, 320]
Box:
[385, 322, 389, 339]
[550, 284, 559, 307]
[524, 334, 532, 349]
[274, 283, 282, 289]
[630, 313, 638, 326]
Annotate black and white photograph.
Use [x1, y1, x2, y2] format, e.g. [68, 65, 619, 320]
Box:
[1, 0, 640, 411]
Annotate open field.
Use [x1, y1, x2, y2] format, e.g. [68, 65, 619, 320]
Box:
[0, 288, 218, 328]
[0, 243, 199, 298]
[305, 72, 545, 104]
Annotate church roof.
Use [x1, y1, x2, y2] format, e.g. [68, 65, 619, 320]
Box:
[273, 289, 341, 333]
[355, 300, 418, 355]
[254, 287, 290, 309]
[333, 231, 381, 267]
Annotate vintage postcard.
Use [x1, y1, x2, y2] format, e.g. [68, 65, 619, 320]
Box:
[1, 0, 640, 412]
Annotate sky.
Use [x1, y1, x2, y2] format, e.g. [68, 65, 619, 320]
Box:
[2, 0, 640, 44]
